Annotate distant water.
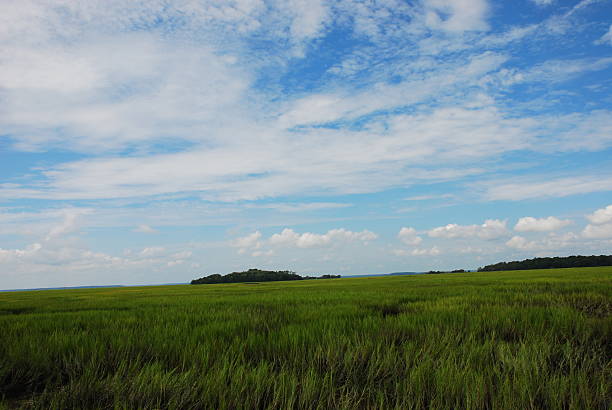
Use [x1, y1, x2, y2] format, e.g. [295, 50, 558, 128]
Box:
[0, 274, 427, 292]
[0, 283, 187, 293]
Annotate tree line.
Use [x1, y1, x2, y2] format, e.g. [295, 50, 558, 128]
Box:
[191, 268, 341, 284]
[478, 255, 612, 272]
[427, 269, 466, 274]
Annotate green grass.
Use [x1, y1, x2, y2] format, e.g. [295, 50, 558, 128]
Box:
[0, 267, 610, 409]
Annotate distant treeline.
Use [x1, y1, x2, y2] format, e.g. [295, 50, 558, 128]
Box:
[478, 255, 612, 272]
[191, 268, 341, 284]
[427, 269, 466, 274]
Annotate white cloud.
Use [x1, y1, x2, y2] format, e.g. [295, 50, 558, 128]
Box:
[133, 224, 158, 234]
[423, 0, 490, 32]
[44, 208, 91, 241]
[0, 238, 198, 288]
[232, 231, 262, 252]
[398, 227, 423, 246]
[0, 243, 43, 263]
[565, 0, 604, 17]
[428, 219, 508, 239]
[284, 0, 330, 55]
[8, 104, 609, 203]
[0, 243, 123, 273]
[1, 0, 612, 289]
[482, 174, 612, 201]
[4, 96, 609, 204]
[268, 228, 301, 246]
[582, 223, 612, 239]
[1, 1, 611, 207]
[506, 232, 581, 251]
[269, 228, 377, 248]
[280, 53, 508, 128]
[501, 57, 612, 85]
[1, 37, 251, 153]
[506, 235, 537, 250]
[586, 204, 612, 225]
[514, 216, 571, 232]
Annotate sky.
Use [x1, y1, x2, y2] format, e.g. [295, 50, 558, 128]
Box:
[1, 0, 612, 289]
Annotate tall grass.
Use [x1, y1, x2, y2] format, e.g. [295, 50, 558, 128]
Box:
[0, 267, 610, 409]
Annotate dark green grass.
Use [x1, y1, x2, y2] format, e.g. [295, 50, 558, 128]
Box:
[0, 267, 610, 409]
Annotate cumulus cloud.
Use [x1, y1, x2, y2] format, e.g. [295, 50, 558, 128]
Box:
[514, 216, 571, 232]
[586, 204, 612, 225]
[428, 219, 508, 240]
[398, 227, 423, 246]
[506, 235, 537, 250]
[582, 223, 612, 239]
[230, 228, 377, 257]
[232, 231, 262, 253]
[581, 205, 612, 239]
[269, 228, 377, 248]
[506, 232, 580, 251]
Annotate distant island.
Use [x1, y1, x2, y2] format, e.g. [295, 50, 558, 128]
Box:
[426, 269, 466, 274]
[478, 255, 612, 272]
[191, 268, 340, 284]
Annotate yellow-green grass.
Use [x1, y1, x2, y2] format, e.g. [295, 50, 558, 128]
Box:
[1, 267, 610, 409]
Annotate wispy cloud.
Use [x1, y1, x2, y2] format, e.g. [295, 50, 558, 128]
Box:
[480, 175, 612, 201]
[595, 24, 612, 45]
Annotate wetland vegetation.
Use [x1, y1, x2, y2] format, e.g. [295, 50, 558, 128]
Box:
[1, 267, 610, 409]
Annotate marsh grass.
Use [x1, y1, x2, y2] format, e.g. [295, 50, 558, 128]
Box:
[0, 267, 610, 409]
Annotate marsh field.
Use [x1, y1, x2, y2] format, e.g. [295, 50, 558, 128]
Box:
[0, 268, 610, 409]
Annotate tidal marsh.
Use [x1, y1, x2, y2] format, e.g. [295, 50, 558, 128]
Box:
[0, 267, 610, 409]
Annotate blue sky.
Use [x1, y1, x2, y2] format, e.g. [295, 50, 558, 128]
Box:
[1, 0, 611, 289]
